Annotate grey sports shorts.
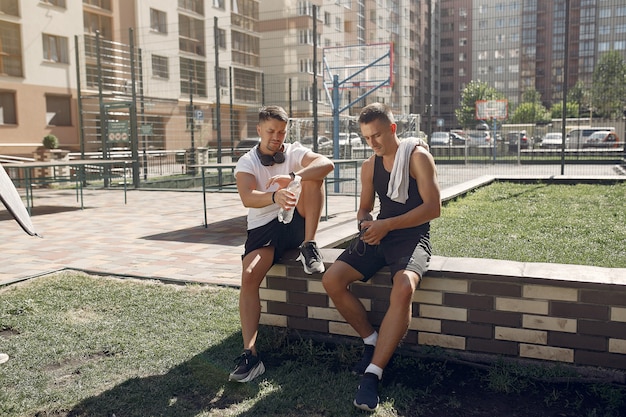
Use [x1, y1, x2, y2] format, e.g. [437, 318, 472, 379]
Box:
[337, 231, 432, 282]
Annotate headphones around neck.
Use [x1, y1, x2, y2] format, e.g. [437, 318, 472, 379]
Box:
[256, 145, 285, 166]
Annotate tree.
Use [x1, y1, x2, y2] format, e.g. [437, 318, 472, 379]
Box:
[509, 88, 551, 124]
[567, 80, 588, 119]
[510, 102, 551, 124]
[455, 80, 503, 128]
[591, 51, 626, 119]
[550, 101, 579, 119]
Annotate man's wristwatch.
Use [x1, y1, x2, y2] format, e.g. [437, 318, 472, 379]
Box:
[289, 171, 296, 180]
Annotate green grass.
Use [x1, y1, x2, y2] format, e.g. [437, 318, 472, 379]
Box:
[2, 183, 626, 416]
[432, 182, 626, 268]
[1, 273, 625, 417]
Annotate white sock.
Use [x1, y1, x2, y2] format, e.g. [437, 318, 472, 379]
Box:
[365, 364, 383, 380]
[363, 331, 378, 346]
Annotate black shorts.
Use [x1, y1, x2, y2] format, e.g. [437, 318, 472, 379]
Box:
[337, 231, 432, 282]
[243, 209, 305, 263]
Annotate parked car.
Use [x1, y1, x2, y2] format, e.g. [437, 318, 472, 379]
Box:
[582, 131, 621, 148]
[430, 132, 451, 147]
[450, 131, 468, 146]
[232, 137, 260, 161]
[301, 135, 332, 154]
[566, 126, 616, 149]
[507, 131, 530, 152]
[540, 132, 565, 149]
[430, 131, 467, 147]
[467, 130, 492, 147]
[338, 132, 364, 147]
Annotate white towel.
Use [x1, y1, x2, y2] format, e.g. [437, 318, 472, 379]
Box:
[387, 137, 421, 204]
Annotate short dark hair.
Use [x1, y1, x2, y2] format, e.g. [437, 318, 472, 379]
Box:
[358, 102, 395, 125]
[258, 105, 289, 123]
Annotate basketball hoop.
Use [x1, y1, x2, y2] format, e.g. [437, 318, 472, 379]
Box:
[476, 99, 508, 121]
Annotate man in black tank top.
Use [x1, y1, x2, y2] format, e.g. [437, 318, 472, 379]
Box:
[322, 103, 441, 412]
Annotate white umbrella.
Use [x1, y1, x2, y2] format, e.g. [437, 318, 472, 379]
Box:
[0, 163, 40, 237]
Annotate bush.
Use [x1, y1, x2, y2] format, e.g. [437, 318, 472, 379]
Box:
[42, 134, 59, 150]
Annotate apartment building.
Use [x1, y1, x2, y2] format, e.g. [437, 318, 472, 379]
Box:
[438, 0, 626, 128]
[0, 0, 83, 157]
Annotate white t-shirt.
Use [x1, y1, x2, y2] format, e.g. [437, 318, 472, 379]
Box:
[235, 142, 311, 230]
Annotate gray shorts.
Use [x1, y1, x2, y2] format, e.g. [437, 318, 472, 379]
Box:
[337, 231, 432, 282]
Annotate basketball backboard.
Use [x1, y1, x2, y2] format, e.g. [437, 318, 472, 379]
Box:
[476, 99, 508, 120]
[323, 42, 393, 90]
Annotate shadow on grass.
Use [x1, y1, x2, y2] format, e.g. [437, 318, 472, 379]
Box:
[66, 332, 257, 417]
[65, 329, 360, 417]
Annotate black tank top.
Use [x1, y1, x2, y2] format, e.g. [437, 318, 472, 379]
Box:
[374, 155, 430, 237]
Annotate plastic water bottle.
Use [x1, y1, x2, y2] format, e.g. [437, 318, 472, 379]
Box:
[278, 175, 302, 224]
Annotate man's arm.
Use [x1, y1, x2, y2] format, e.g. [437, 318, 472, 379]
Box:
[356, 157, 376, 226]
[290, 151, 335, 182]
[236, 171, 272, 209]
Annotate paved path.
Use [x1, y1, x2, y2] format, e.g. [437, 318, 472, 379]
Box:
[0, 188, 359, 287]
[1, 162, 623, 288]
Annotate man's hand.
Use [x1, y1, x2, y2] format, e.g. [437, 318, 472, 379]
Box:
[358, 219, 389, 245]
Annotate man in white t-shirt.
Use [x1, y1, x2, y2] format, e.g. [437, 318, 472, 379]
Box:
[229, 105, 334, 383]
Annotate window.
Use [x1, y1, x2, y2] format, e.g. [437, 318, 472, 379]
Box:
[43, 34, 69, 63]
[509, 64, 519, 73]
[615, 41, 626, 51]
[178, 0, 203, 15]
[0, 91, 17, 125]
[459, 52, 466, 61]
[179, 14, 205, 56]
[41, 0, 66, 8]
[1, 0, 19, 16]
[459, 38, 467, 46]
[85, 64, 115, 89]
[151, 55, 169, 79]
[300, 86, 311, 101]
[300, 59, 314, 73]
[84, 11, 112, 40]
[83, 0, 111, 11]
[150, 8, 167, 33]
[212, 0, 225, 10]
[459, 67, 466, 77]
[0, 21, 22, 77]
[298, 1, 313, 16]
[324, 12, 330, 25]
[232, 31, 259, 66]
[180, 58, 206, 97]
[45, 95, 71, 126]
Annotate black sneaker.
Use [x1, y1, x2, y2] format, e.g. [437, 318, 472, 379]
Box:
[228, 349, 265, 383]
[352, 344, 375, 375]
[298, 241, 325, 274]
[354, 372, 380, 411]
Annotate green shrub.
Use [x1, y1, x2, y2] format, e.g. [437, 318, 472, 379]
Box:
[42, 134, 59, 149]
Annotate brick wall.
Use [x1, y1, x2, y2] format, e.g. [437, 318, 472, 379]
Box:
[259, 249, 626, 371]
